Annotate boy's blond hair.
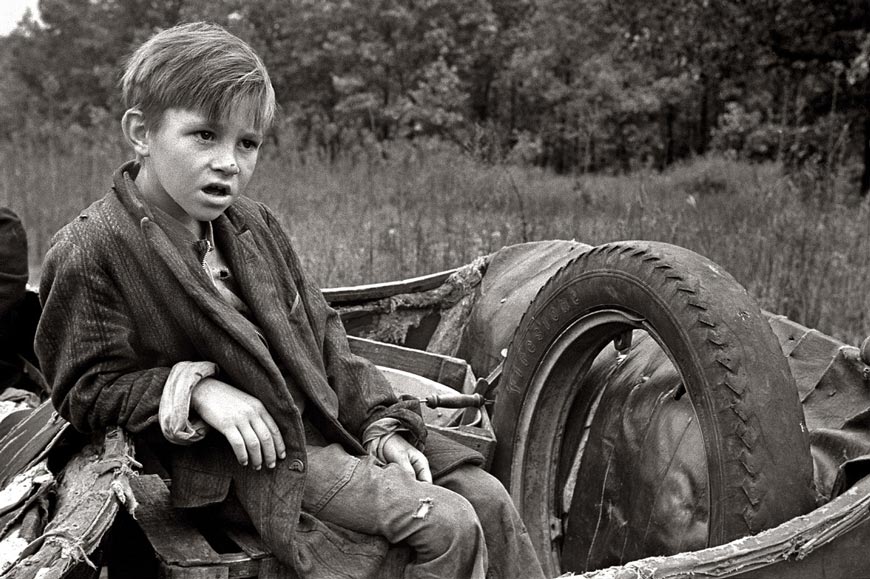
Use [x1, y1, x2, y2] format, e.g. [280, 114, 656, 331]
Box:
[121, 22, 276, 130]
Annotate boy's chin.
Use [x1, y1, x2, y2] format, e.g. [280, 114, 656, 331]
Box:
[200, 208, 232, 222]
[186, 205, 232, 225]
[195, 192, 236, 214]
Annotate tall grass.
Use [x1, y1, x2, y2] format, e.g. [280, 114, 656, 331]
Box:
[2, 135, 868, 345]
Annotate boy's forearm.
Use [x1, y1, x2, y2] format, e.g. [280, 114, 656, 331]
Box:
[37, 238, 167, 433]
[49, 364, 169, 433]
[158, 361, 217, 444]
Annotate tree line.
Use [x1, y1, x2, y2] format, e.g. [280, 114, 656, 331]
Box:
[1, 0, 869, 194]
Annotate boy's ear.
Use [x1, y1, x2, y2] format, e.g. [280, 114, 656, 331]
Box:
[121, 109, 151, 157]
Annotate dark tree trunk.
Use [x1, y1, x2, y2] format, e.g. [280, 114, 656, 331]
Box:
[471, 74, 492, 123]
[862, 115, 870, 197]
[663, 105, 675, 169]
[509, 81, 517, 137]
[697, 74, 710, 155]
[589, 136, 596, 173]
[617, 124, 631, 173]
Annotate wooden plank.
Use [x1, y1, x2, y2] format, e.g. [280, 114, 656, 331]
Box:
[130, 475, 223, 568]
[219, 553, 262, 579]
[729, 516, 870, 578]
[377, 367, 463, 427]
[430, 424, 495, 469]
[571, 472, 870, 578]
[461, 365, 476, 395]
[161, 565, 228, 579]
[5, 429, 135, 579]
[223, 525, 270, 560]
[323, 269, 458, 304]
[348, 336, 467, 390]
[429, 406, 496, 469]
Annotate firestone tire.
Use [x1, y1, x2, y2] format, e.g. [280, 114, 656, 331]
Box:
[490, 241, 817, 575]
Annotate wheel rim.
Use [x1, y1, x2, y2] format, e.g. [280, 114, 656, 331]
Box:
[508, 307, 707, 573]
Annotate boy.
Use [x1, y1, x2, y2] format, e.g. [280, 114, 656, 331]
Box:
[35, 22, 544, 579]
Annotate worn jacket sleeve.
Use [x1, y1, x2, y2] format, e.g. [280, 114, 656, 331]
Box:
[36, 238, 169, 434]
[260, 205, 427, 448]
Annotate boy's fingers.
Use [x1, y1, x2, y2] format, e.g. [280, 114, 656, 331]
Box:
[238, 423, 264, 469]
[408, 451, 432, 483]
[250, 418, 278, 468]
[224, 428, 249, 467]
[394, 453, 416, 478]
[381, 435, 426, 480]
[259, 410, 286, 460]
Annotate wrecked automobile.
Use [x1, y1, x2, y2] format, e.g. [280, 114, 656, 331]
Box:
[1, 240, 869, 578]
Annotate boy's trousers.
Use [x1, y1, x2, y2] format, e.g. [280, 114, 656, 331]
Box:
[225, 439, 546, 579]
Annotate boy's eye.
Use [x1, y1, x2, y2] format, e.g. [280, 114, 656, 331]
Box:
[196, 130, 215, 141]
[240, 139, 260, 151]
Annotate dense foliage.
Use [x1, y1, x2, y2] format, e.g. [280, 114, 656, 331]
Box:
[1, 0, 868, 193]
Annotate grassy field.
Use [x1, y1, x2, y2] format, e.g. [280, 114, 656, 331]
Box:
[2, 136, 868, 345]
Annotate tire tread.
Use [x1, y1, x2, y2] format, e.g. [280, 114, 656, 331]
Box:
[493, 240, 815, 565]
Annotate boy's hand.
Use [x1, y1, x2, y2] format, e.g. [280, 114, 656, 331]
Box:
[381, 435, 432, 483]
[191, 377, 286, 470]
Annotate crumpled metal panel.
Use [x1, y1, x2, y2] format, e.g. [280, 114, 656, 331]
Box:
[564, 331, 708, 570]
[767, 314, 870, 501]
[456, 240, 590, 377]
[567, 315, 870, 576]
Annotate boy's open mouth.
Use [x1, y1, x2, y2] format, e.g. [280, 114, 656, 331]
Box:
[203, 184, 230, 197]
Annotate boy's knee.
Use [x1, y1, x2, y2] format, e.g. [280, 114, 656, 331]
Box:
[442, 467, 514, 514]
[415, 491, 483, 555]
[429, 491, 481, 536]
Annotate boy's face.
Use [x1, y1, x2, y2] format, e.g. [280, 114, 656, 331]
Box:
[135, 106, 263, 232]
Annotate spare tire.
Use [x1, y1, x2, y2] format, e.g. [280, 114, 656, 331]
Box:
[490, 241, 817, 575]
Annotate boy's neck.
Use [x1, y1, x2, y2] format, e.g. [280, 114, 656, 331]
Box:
[142, 195, 209, 240]
[183, 218, 208, 240]
[194, 220, 208, 239]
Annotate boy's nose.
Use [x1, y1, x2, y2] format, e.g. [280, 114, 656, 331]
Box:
[211, 154, 240, 175]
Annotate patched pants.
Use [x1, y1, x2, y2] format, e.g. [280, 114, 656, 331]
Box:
[300, 441, 545, 579]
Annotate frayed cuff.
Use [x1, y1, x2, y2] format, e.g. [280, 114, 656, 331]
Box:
[159, 361, 218, 445]
[362, 417, 409, 462]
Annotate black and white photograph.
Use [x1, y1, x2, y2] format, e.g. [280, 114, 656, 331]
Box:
[0, 1, 869, 577]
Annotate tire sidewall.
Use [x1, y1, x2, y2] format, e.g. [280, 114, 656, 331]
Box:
[491, 241, 816, 570]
